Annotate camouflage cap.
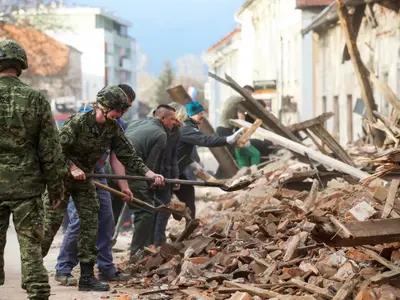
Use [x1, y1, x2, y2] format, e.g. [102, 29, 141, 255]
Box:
[0, 40, 28, 69]
[96, 85, 129, 110]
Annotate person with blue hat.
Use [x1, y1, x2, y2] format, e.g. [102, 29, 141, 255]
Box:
[175, 101, 244, 220]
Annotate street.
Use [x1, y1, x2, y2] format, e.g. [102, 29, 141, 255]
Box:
[1, 220, 134, 300]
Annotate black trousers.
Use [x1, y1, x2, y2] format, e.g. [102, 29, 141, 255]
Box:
[173, 173, 196, 219]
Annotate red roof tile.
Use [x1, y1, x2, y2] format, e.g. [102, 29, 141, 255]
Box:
[206, 27, 241, 53]
[0, 24, 70, 76]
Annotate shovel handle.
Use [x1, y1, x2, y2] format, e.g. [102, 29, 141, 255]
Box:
[92, 181, 157, 212]
[86, 173, 224, 188]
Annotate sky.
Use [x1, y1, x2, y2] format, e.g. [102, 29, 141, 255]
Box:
[72, 0, 244, 75]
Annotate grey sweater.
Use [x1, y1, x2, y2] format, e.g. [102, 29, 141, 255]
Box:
[125, 118, 168, 171]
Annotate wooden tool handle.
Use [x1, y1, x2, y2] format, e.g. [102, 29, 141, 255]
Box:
[237, 118, 263, 148]
[92, 180, 157, 212]
[93, 180, 126, 198]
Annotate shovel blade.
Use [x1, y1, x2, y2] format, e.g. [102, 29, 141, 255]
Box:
[221, 178, 257, 192]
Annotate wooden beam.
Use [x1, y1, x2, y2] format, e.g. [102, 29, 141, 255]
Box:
[231, 119, 386, 186]
[224, 281, 281, 298]
[336, 0, 383, 146]
[357, 246, 400, 270]
[237, 119, 263, 148]
[341, 5, 366, 63]
[290, 279, 334, 299]
[312, 218, 400, 247]
[382, 179, 400, 219]
[308, 125, 354, 166]
[332, 274, 359, 300]
[208, 72, 302, 143]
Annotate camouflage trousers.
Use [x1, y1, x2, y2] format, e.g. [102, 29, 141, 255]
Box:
[43, 177, 100, 264]
[0, 196, 50, 300]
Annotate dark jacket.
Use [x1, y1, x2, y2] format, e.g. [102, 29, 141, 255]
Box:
[125, 118, 168, 172]
[177, 118, 227, 173]
[156, 125, 180, 179]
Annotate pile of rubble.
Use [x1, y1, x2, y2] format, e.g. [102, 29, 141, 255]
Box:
[114, 150, 400, 300]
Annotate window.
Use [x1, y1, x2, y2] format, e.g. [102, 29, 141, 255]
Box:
[119, 25, 128, 37]
[347, 95, 353, 143]
[333, 96, 340, 140]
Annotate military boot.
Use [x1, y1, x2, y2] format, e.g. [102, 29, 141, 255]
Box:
[78, 263, 110, 292]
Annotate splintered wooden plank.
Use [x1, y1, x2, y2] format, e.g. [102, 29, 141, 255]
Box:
[313, 218, 400, 247]
[288, 112, 334, 132]
[237, 119, 263, 148]
[332, 274, 359, 300]
[291, 279, 334, 299]
[369, 269, 400, 283]
[283, 234, 301, 262]
[224, 281, 281, 298]
[356, 246, 400, 270]
[382, 179, 400, 219]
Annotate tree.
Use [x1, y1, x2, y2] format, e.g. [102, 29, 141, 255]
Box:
[152, 59, 175, 106]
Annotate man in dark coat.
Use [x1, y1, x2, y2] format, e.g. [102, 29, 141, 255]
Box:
[175, 101, 243, 219]
[124, 104, 176, 257]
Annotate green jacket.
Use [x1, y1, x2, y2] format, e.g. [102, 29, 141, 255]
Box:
[125, 118, 168, 172]
[59, 110, 149, 175]
[0, 75, 65, 200]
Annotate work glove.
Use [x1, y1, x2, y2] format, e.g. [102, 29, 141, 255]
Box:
[243, 140, 251, 148]
[226, 128, 245, 144]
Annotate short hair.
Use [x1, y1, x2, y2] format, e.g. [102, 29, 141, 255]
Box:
[156, 104, 176, 112]
[154, 104, 175, 118]
[243, 85, 254, 93]
[118, 84, 136, 102]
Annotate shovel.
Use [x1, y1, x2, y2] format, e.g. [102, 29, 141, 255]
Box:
[93, 181, 191, 218]
[87, 173, 255, 192]
[93, 181, 192, 247]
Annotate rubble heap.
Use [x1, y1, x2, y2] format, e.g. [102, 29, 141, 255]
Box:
[115, 151, 400, 300]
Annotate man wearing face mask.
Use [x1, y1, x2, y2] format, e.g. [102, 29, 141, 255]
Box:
[175, 101, 243, 220]
[53, 84, 135, 287]
[42, 85, 164, 292]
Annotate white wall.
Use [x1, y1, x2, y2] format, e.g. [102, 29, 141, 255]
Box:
[204, 41, 241, 128]
[314, 5, 400, 145]
[236, 0, 305, 122]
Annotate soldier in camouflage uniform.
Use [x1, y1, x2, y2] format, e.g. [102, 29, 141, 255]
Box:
[42, 85, 164, 292]
[0, 40, 65, 300]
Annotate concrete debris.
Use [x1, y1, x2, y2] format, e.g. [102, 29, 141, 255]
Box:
[117, 150, 400, 299]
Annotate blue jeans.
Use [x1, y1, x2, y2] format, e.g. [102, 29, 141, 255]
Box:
[153, 185, 173, 246]
[55, 177, 116, 274]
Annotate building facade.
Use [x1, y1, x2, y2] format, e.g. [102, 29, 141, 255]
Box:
[303, 3, 400, 145]
[0, 24, 82, 115]
[38, 6, 139, 118]
[202, 27, 242, 127]
[203, 0, 329, 127]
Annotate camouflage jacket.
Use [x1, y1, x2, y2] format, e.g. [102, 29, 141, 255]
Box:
[0, 75, 65, 200]
[59, 110, 149, 175]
